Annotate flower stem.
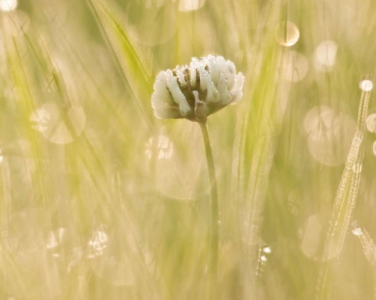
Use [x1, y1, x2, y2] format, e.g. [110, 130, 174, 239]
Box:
[198, 120, 219, 292]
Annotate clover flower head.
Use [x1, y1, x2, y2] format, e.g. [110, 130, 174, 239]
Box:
[151, 55, 244, 122]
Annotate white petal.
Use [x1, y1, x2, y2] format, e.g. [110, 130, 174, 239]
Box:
[203, 72, 219, 104]
[153, 71, 175, 104]
[215, 56, 227, 75]
[230, 72, 244, 93]
[206, 55, 219, 85]
[215, 56, 226, 67]
[196, 63, 208, 92]
[189, 64, 197, 88]
[224, 60, 236, 90]
[154, 71, 167, 91]
[230, 72, 245, 104]
[227, 60, 236, 75]
[166, 70, 192, 117]
[216, 72, 232, 106]
[176, 68, 187, 87]
[151, 93, 182, 119]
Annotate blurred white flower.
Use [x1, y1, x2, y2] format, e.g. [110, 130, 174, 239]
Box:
[151, 55, 244, 122]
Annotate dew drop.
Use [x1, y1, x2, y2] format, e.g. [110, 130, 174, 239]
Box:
[0, 0, 17, 12]
[260, 255, 267, 262]
[359, 80, 373, 92]
[366, 114, 376, 133]
[351, 221, 363, 236]
[275, 21, 300, 47]
[262, 245, 272, 254]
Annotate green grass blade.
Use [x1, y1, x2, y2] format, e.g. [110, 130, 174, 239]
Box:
[86, 0, 154, 132]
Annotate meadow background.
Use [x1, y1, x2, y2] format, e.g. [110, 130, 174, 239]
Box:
[1, 0, 376, 299]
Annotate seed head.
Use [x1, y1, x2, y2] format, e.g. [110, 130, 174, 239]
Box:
[151, 55, 244, 122]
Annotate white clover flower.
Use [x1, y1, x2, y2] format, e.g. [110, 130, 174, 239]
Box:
[151, 55, 244, 122]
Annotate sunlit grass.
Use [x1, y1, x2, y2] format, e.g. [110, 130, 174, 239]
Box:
[0, 0, 376, 299]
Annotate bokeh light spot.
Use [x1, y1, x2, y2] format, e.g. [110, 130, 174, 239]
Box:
[262, 246, 271, 254]
[30, 109, 50, 132]
[275, 21, 300, 47]
[30, 104, 86, 145]
[0, 0, 17, 12]
[87, 229, 108, 259]
[304, 106, 356, 166]
[366, 114, 376, 133]
[145, 135, 174, 160]
[359, 79, 373, 92]
[280, 51, 308, 82]
[351, 221, 363, 236]
[314, 40, 338, 72]
[179, 0, 205, 11]
[89, 228, 136, 286]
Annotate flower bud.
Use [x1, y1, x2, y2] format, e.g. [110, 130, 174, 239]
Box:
[151, 55, 244, 122]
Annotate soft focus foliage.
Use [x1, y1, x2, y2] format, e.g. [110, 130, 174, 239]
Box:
[0, 0, 376, 300]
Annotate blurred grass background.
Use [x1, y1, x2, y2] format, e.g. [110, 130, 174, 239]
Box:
[0, 0, 376, 299]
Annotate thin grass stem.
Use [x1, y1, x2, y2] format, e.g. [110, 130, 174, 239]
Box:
[316, 83, 372, 300]
[198, 120, 219, 295]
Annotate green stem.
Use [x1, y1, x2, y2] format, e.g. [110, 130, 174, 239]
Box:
[198, 120, 219, 291]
